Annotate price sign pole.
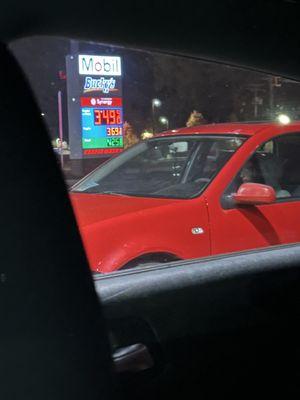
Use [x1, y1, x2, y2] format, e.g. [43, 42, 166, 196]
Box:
[58, 90, 64, 168]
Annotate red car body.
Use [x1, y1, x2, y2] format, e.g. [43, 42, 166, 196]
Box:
[70, 122, 300, 273]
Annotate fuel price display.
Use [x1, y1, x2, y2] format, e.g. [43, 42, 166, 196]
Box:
[81, 97, 124, 155]
[94, 109, 122, 125]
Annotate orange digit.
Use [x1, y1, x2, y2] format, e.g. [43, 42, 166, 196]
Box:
[102, 109, 109, 124]
[94, 110, 101, 125]
[109, 110, 116, 125]
[116, 110, 121, 124]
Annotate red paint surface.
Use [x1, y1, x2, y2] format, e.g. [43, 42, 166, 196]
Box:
[233, 183, 276, 205]
[70, 122, 300, 272]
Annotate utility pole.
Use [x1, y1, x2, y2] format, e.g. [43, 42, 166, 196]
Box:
[246, 83, 265, 119]
[57, 90, 64, 168]
[269, 77, 274, 117]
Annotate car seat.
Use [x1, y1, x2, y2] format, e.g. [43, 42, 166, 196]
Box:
[281, 158, 300, 197]
[257, 154, 291, 198]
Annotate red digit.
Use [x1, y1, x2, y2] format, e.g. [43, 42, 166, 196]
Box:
[116, 110, 121, 124]
[94, 110, 101, 125]
[102, 109, 109, 124]
[109, 110, 116, 125]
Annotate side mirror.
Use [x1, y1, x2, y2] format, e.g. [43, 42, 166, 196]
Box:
[233, 182, 276, 206]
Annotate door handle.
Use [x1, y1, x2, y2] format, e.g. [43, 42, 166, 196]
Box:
[113, 343, 154, 373]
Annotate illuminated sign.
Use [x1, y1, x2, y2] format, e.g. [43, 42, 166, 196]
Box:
[94, 109, 122, 125]
[81, 101, 123, 151]
[80, 97, 122, 107]
[66, 54, 123, 159]
[79, 55, 122, 76]
[83, 76, 118, 94]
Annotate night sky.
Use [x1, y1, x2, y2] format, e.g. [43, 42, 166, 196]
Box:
[10, 36, 300, 143]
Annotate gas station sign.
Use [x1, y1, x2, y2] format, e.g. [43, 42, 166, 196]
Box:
[66, 54, 123, 159]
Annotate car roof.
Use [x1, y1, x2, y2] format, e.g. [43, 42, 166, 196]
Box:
[155, 121, 300, 138]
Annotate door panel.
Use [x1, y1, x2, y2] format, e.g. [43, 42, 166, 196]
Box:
[210, 200, 300, 254]
[210, 132, 300, 255]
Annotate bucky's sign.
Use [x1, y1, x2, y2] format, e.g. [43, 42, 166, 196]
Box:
[66, 54, 123, 159]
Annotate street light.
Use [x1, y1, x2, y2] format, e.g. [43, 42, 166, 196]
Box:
[277, 113, 291, 125]
[152, 98, 162, 108]
[152, 98, 162, 133]
[159, 116, 169, 129]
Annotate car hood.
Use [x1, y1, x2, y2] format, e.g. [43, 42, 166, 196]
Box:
[69, 192, 180, 228]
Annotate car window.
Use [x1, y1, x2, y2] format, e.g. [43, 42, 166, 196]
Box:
[9, 36, 300, 274]
[225, 133, 300, 201]
[72, 136, 245, 198]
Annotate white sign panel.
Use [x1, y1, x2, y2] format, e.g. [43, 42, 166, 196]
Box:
[78, 55, 122, 76]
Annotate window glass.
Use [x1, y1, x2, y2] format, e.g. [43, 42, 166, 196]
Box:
[225, 133, 300, 200]
[276, 134, 300, 198]
[72, 136, 245, 198]
[10, 36, 300, 274]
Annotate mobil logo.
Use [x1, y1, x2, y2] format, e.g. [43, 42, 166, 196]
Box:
[79, 55, 122, 76]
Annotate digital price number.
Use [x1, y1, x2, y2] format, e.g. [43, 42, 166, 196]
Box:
[107, 127, 122, 136]
[106, 137, 122, 147]
[81, 104, 123, 153]
[94, 109, 122, 125]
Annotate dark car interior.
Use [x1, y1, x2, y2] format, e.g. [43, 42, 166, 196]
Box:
[1, 1, 300, 399]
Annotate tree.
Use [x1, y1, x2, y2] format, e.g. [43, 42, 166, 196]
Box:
[123, 121, 139, 149]
[186, 110, 206, 127]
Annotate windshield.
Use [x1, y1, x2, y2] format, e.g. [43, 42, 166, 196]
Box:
[71, 135, 245, 198]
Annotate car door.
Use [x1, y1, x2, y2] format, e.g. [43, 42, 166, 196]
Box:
[208, 131, 300, 255]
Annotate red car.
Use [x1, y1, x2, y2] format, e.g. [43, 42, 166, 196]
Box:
[70, 122, 300, 273]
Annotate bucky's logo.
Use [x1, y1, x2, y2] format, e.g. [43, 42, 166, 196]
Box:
[83, 77, 117, 94]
